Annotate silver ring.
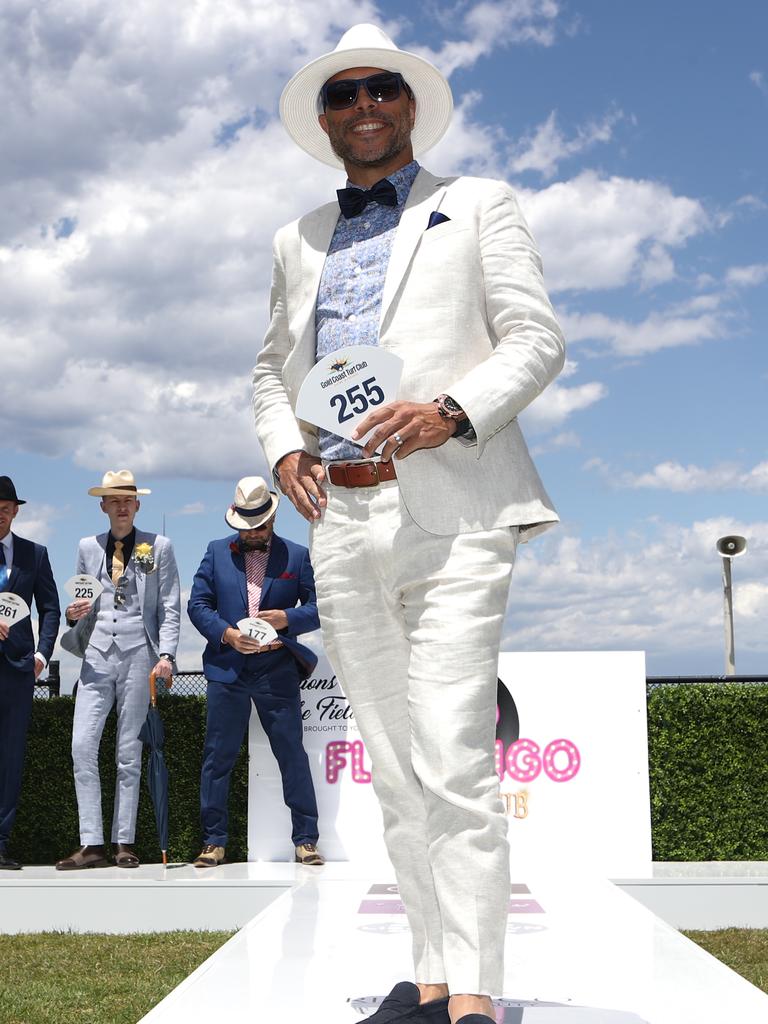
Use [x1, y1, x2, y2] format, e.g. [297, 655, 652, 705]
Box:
[392, 433, 404, 446]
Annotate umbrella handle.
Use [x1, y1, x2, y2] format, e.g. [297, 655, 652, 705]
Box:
[149, 670, 158, 708]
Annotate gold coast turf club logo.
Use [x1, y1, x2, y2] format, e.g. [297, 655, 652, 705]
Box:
[330, 358, 348, 372]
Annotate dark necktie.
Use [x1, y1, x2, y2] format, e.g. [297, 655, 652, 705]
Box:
[112, 540, 124, 586]
[0, 543, 8, 590]
[337, 178, 398, 219]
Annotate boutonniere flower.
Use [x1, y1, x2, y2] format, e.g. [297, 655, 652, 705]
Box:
[134, 542, 156, 574]
[229, 541, 240, 554]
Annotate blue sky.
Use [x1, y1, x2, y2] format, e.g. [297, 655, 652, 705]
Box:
[2, 0, 766, 682]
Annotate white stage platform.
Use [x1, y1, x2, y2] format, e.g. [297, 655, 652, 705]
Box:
[121, 865, 766, 1024]
[3, 864, 768, 1021]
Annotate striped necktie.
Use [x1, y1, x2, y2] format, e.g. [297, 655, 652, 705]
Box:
[244, 550, 268, 617]
[0, 543, 8, 590]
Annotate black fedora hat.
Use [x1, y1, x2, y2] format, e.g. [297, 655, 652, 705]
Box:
[0, 476, 26, 505]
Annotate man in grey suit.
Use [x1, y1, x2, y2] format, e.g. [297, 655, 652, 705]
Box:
[253, 24, 564, 1024]
[57, 470, 180, 870]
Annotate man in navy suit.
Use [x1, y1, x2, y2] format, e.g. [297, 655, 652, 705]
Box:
[0, 476, 60, 869]
[188, 476, 323, 867]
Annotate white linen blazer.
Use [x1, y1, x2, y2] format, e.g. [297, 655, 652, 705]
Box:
[253, 167, 566, 539]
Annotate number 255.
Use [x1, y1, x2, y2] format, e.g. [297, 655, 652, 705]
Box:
[330, 376, 384, 423]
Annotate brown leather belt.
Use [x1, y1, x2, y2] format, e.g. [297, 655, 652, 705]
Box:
[254, 641, 283, 653]
[327, 460, 397, 488]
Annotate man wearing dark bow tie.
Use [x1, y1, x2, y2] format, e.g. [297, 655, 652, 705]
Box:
[253, 24, 565, 1024]
[0, 477, 60, 870]
[187, 477, 323, 869]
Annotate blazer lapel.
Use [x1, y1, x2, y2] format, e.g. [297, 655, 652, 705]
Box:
[379, 168, 450, 337]
[7, 533, 28, 593]
[259, 537, 288, 610]
[134, 530, 148, 611]
[230, 540, 248, 612]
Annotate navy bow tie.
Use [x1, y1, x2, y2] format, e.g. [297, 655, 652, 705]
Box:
[337, 178, 398, 219]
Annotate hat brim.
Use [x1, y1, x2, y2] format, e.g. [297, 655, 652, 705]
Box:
[88, 487, 151, 497]
[280, 46, 453, 169]
[225, 493, 279, 531]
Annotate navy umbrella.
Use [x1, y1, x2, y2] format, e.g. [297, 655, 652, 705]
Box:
[138, 670, 170, 865]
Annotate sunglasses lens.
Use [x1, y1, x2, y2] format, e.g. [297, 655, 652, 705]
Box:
[366, 73, 400, 102]
[325, 79, 359, 110]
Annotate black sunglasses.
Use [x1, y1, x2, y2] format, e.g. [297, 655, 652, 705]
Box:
[320, 71, 413, 112]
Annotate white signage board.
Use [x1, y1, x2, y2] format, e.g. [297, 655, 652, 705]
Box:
[248, 650, 652, 878]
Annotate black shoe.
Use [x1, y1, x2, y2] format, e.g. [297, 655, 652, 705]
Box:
[0, 851, 21, 870]
[366, 982, 421, 1022]
[454, 1016, 496, 1023]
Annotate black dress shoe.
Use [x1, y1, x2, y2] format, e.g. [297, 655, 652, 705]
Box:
[0, 851, 21, 870]
[366, 982, 421, 1022]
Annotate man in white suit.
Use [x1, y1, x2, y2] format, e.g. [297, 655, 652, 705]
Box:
[57, 470, 180, 870]
[253, 25, 565, 1024]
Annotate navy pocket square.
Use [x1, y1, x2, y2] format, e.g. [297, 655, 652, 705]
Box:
[427, 211, 451, 229]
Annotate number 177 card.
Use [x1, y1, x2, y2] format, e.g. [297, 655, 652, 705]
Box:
[295, 345, 403, 446]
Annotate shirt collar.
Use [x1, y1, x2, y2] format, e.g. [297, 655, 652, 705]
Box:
[0, 532, 11, 554]
[344, 159, 420, 206]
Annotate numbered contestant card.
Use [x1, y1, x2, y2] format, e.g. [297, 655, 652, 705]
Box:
[64, 574, 104, 603]
[0, 593, 31, 625]
[295, 345, 403, 446]
[237, 618, 279, 645]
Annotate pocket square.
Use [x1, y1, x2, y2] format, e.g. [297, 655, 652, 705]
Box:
[278, 571, 297, 580]
[427, 210, 451, 229]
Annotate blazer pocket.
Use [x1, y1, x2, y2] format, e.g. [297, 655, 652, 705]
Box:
[419, 222, 471, 246]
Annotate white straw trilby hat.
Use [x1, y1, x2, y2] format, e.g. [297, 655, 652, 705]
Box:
[280, 23, 453, 169]
[225, 476, 279, 531]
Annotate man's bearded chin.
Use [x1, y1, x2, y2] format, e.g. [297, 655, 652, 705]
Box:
[239, 537, 269, 552]
[328, 111, 413, 168]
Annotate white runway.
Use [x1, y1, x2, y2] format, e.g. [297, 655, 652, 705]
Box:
[125, 865, 768, 1024]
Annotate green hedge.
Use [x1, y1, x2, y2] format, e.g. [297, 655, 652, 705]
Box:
[11, 683, 768, 864]
[648, 682, 768, 860]
[12, 697, 249, 865]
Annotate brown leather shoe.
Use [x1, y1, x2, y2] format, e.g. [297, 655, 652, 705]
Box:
[295, 842, 325, 866]
[114, 843, 140, 868]
[193, 844, 226, 867]
[55, 845, 110, 870]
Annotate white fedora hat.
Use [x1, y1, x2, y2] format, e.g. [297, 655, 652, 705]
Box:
[280, 23, 453, 169]
[225, 476, 279, 531]
[88, 469, 151, 497]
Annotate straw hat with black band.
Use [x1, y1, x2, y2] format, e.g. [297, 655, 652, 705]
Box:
[225, 477, 279, 531]
[87, 470, 151, 497]
[280, 23, 453, 169]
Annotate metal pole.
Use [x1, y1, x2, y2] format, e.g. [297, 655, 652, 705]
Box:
[721, 556, 735, 676]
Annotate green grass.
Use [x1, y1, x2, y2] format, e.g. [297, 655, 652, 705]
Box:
[0, 931, 235, 1024]
[683, 928, 768, 994]
[0, 929, 766, 1023]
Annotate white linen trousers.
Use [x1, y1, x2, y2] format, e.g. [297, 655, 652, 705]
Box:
[310, 476, 517, 995]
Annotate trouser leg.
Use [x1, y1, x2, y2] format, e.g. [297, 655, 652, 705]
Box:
[111, 643, 153, 844]
[72, 649, 116, 846]
[311, 484, 446, 985]
[251, 654, 319, 847]
[0, 667, 34, 848]
[311, 483, 516, 995]
[200, 675, 252, 847]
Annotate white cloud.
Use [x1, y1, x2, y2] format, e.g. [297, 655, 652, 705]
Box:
[175, 502, 207, 516]
[560, 306, 724, 357]
[749, 70, 767, 98]
[614, 460, 768, 494]
[7, 503, 57, 545]
[510, 108, 624, 180]
[504, 517, 768, 670]
[415, 0, 562, 77]
[520, 171, 709, 293]
[725, 263, 768, 288]
[530, 430, 580, 456]
[522, 379, 607, 431]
